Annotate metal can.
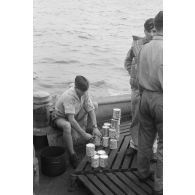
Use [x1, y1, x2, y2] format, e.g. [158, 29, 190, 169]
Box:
[94, 135, 101, 146]
[86, 143, 95, 157]
[111, 119, 120, 130]
[102, 125, 109, 137]
[97, 150, 106, 156]
[153, 139, 158, 154]
[102, 137, 109, 147]
[116, 132, 120, 141]
[109, 128, 117, 139]
[110, 139, 117, 149]
[103, 122, 111, 128]
[91, 155, 99, 168]
[99, 154, 108, 168]
[87, 151, 97, 162]
[113, 108, 121, 119]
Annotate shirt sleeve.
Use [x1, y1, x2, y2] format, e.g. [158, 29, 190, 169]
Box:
[124, 47, 135, 73]
[158, 64, 163, 90]
[63, 98, 76, 115]
[83, 93, 95, 112]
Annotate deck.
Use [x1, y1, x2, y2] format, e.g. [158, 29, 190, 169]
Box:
[34, 120, 156, 195]
[72, 121, 155, 195]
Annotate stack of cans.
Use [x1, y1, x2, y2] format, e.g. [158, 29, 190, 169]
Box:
[99, 108, 121, 150]
[112, 108, 121, 141]
[86, 143, 96, 162]
[86, 143, 109, 168]
[86, 108, 121, 168]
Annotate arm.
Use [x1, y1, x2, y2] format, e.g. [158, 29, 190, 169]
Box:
[83, 93, 101, 137]
[124, 47, 135, 75]
[67, 114, 92, 140]
[88, 110, 101, 137]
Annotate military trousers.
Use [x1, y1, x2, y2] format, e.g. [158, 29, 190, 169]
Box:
[137, 90, 163, 192]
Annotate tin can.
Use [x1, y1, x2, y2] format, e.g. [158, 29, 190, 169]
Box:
[103, 122, 111, 128]
[113, 108, 121, 119]
[111, 119, 120, 130]
[87, 151, 97, 162]
[102, 125, 109, 137]
[102, 137, 109, 147]
[97, 150, 106, 156]
[109, 128, 117, 139]
[99, 154, 108, 168]
[110, 139, 117, 149]
[116, 132, 120, 141]
[86, 143, 95, 157]
[91, 155, 99, 168]
[94, 135, 101, 146]
[153, 139, 158, 154]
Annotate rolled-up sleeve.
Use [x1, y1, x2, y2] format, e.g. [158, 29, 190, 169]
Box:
[83, 93, 95, 112]
[63, 98, 75, 115]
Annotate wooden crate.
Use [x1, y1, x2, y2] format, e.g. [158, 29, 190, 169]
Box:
[71, 122, 154, 195]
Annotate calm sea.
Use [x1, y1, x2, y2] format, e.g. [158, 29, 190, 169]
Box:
[33, 0, 162, 98]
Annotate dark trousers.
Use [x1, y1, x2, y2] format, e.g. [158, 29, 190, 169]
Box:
[137, 90, 163, 191]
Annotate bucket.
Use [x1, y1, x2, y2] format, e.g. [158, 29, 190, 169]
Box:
[33, 135, 48, 151]
[33, 91, 51, 128]
[41, 146, 66, 177]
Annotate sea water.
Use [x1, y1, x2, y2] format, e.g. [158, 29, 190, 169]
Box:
[33, 0, 162, 98]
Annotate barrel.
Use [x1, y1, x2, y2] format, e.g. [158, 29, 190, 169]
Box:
[41, 146, 66, 177]
[33, 91, 51, 128]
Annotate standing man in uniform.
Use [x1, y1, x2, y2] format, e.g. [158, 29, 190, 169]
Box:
[137, 11, 163, 195]
[124, 18, 156, 154]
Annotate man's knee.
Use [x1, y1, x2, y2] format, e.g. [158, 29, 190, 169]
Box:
[55, 119, 71, 134]
[62, 122, 71, 134]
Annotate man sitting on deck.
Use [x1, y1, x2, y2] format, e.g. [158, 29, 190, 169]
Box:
[137, 11, 163, 195]
[51, 75, 101, 168]
[124, 18, 156, 155]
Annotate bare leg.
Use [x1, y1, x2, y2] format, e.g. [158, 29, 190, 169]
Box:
[55, 118, 75, 155]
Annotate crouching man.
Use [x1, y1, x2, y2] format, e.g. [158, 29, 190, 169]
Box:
[51, 75, 101, 168]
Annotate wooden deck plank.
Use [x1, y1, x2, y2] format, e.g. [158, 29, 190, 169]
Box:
[106, 173, 136, 195]
[121, 152, 133, 169]
[130, 153, 137, 169]
[78, 175, 103, 195]
[112, 135, 131, 169]
[124, 172, 152, 194]
[76, 120, 155, 195]
[132, 171, 154, 189]
[87, 174, 114, 195]
[107, 135, 125, 168]
[96, 173, 125, 195]
[115, 172, 148, 195]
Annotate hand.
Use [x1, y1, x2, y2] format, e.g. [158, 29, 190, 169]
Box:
[83, 132, 93, 141]
[93, 127, 102, 137]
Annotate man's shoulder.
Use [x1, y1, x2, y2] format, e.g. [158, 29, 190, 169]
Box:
[60, 88, 75, 100]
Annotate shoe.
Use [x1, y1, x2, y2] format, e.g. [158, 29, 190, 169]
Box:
[126, 147, 137, 156]
[152, 190, 163, 195]
[69, 153, 79, 169]
[138, 171, 154, 182]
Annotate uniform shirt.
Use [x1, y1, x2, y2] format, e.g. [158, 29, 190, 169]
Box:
[124, 36, 149, 89]
[54, 87, 95, 118]
[124, 36, 149, 72]
[138, 35, 163, 92]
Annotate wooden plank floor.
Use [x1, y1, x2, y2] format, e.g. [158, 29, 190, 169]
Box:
[73, 121, 155, 195]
